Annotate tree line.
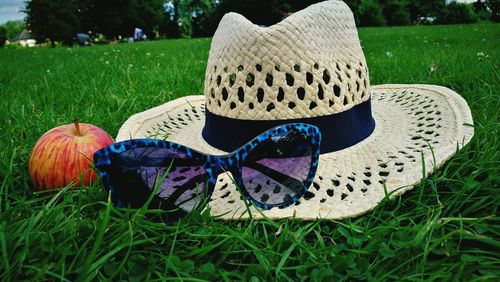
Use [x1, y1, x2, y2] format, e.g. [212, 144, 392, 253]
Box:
[8, 0, 500, 45]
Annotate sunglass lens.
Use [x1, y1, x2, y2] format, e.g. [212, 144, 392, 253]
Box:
[241, 130, 313, 207]
[103, 146, 208, 223]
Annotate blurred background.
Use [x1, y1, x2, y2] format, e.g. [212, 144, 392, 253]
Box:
[0, 0, 498, 47]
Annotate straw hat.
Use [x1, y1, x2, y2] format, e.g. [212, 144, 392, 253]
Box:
[116, 0, 473, 220]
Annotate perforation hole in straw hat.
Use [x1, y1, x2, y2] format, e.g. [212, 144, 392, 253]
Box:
[237, 87, 244, 102]
[266, 103, 275, 112]
[266, 73, 273, 86]
[277, 87, 285, 102]
[286, 73, 294, 86]
[336, 71, 343, 82]
[306, 72, 313, 85]
[343, 96, 349, 106]
[257, 88, 265, 103]
[318, 84, 324, 100]
[333, 85, 341, 97]
[229, 73, 236, 87]
[297, 88, 305, 100]
[246, 73, 255, 87]
[222, 87, 228, 101]
[322, 70, 330, 85]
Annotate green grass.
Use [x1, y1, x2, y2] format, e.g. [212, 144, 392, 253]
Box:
[0, 23, 499, 281]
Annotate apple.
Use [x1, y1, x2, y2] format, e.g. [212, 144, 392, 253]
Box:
[29, 119, 114, 190]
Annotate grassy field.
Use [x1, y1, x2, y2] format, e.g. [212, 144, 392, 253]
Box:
[0, 23, 499, 281]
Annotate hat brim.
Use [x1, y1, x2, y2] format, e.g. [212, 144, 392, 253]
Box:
[116, 84, 473, 220]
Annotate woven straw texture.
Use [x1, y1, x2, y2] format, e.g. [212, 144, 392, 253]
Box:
[115, 1, 474, 220]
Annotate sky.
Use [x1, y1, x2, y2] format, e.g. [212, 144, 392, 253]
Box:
[0, 0, 479, 25]
[0, 0, 25, 24]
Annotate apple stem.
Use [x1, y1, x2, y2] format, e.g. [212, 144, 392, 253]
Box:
[73, 119, 81, 136]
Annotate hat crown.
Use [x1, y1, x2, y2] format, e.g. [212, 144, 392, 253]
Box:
[204, 0, 370, 120]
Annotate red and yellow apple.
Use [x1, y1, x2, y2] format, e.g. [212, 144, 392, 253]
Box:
[29, 120, 114, 190]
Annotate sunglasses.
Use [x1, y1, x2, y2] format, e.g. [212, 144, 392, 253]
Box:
[93, 123, 321, 224]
